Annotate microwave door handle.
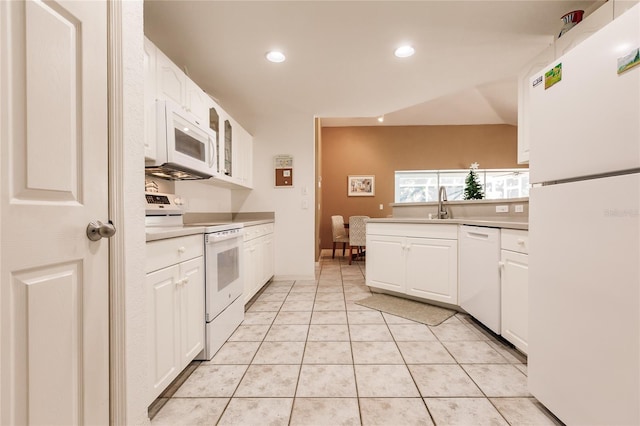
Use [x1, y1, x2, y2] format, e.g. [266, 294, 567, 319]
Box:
[208, 136, 215, 168]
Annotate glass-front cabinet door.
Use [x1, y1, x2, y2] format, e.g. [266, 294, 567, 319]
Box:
[224, 119, 232, 176]
[209, 106, 220, 174]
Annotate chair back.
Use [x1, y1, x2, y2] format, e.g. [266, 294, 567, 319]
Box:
[331, 215, 347, 241]
[348, 216, 369, 246]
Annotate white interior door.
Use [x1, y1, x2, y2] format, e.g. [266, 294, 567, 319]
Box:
[1, 1, 110, 424]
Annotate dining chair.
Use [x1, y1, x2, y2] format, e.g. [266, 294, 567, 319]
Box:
[331, 215, 350, 259]
[348, 215, 369, 265]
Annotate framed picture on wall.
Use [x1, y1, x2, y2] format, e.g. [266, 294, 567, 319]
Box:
[348, 175, 375, 196]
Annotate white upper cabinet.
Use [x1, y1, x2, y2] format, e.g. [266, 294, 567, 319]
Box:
[145, 37, 254, 188]
[185, 77, 210, 126]
[144, 37, 157, 161]
[517, 44, 554, 165]
[614, 0, 640, 18]
[212, 112, 254, 189]
[237, 125, 254, 188]
[156, 49, 187, 107]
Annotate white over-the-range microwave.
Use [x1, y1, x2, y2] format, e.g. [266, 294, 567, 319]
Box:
[145, 99, 217, 180]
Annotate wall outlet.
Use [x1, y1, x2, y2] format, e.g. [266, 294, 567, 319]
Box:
[301, 200, 309, 209]
[514, 204, 524, 213]
[379, 204, 384, 210]
[496, 205, 509, 213]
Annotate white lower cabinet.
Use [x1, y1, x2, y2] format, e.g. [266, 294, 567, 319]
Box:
[366, 223, 458, 305]
[146, 235, 204, 405]
[243, 223, 275, 303]
[500, 229, 529, 354]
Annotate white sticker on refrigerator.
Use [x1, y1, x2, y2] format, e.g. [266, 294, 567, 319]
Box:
[532, 75, 543, 88]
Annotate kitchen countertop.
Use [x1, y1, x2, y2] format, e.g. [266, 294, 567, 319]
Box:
[145, 219, 275, 242]
[366, 217, 528, 230]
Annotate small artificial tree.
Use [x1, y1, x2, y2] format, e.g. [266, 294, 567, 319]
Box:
[464, 162, 484, 200]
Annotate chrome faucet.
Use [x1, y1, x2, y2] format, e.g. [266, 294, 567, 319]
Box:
[438, 186, 448, 219]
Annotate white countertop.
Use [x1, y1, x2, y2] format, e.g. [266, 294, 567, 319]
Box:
[145, 219, 275, 242]
[366, 217, 528, 230]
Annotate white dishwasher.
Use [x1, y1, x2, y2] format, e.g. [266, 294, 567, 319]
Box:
[458, 225, 501, 334]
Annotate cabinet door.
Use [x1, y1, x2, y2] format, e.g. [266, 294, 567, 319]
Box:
[179, 256, 205, 364]
[614, 0, 639, 18]
[208, 101, 222, 174]
[366, 235, 405, 292]
[241, 128, 254, 188]
[243, 239, 257, 303]
[143, 37, 157, 160]
[501, 250, 529, 354]
[223, 119, 233, 177]
[253, 235, 266, 294]
[156, 49, 185, 107]
[263, 233, 274, 284]
[185, 77, 210, 126]
[405, 238, 458, 305]
[234, 125, 253, 188]
[517, 44, 554, 164]
[146, 265, 180, 404]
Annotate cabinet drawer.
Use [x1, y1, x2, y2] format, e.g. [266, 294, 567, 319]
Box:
[146, 234, 203, 273]
[243, 222, 274, 242]
[501, 229, 529, 254]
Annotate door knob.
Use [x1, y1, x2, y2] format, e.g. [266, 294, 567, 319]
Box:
[86, 220, 116, 241]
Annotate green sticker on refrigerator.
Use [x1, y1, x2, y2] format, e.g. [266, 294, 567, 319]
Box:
[617, 47, 640, 74]
[544, 63, 562, 89]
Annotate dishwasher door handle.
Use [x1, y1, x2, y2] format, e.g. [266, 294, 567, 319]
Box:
[466, 231, 490, 239]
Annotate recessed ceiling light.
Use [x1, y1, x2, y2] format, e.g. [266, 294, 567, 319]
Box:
[394, 45, 415, 58]
[266, 51, 286, 63]
[377, 116, 384, 123]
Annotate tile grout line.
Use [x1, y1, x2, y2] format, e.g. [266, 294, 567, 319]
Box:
[340, 254, 364, 426]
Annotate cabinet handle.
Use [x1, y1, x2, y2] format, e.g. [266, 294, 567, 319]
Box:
[178, 246, 186, 254]
[498, 261, 505, 268]
[517, 239, 526, 245]
[182, 277, 189, 285]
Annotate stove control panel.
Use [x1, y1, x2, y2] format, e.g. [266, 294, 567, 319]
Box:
[145, 192, 183, 216]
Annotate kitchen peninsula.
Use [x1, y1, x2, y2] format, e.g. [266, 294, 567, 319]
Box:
[366, 198, 529, 354]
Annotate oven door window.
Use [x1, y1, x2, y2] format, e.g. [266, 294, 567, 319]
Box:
[217, 246, 239, 291]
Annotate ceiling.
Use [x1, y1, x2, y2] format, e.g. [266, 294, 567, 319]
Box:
[144, 1, 601, 132]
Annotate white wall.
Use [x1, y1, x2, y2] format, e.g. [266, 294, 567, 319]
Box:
[238, 113, 316, 280]
[121, 1, 149, 424]
[175, 180, 233, 212]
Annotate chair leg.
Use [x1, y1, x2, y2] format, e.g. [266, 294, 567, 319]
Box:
[342, 243, 346, 256]
[349, 245, 354, 265]
[332, 242, 336, 259]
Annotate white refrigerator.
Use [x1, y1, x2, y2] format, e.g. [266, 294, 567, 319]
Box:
[528, 4, 640, 425]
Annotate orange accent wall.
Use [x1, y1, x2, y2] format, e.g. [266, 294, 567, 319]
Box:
[319, 124, 524, 250]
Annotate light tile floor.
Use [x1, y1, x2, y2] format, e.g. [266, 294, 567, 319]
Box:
[151, 250, 561, 426]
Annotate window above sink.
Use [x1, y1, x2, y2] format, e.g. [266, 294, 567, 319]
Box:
[395, 169, 529, 203]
